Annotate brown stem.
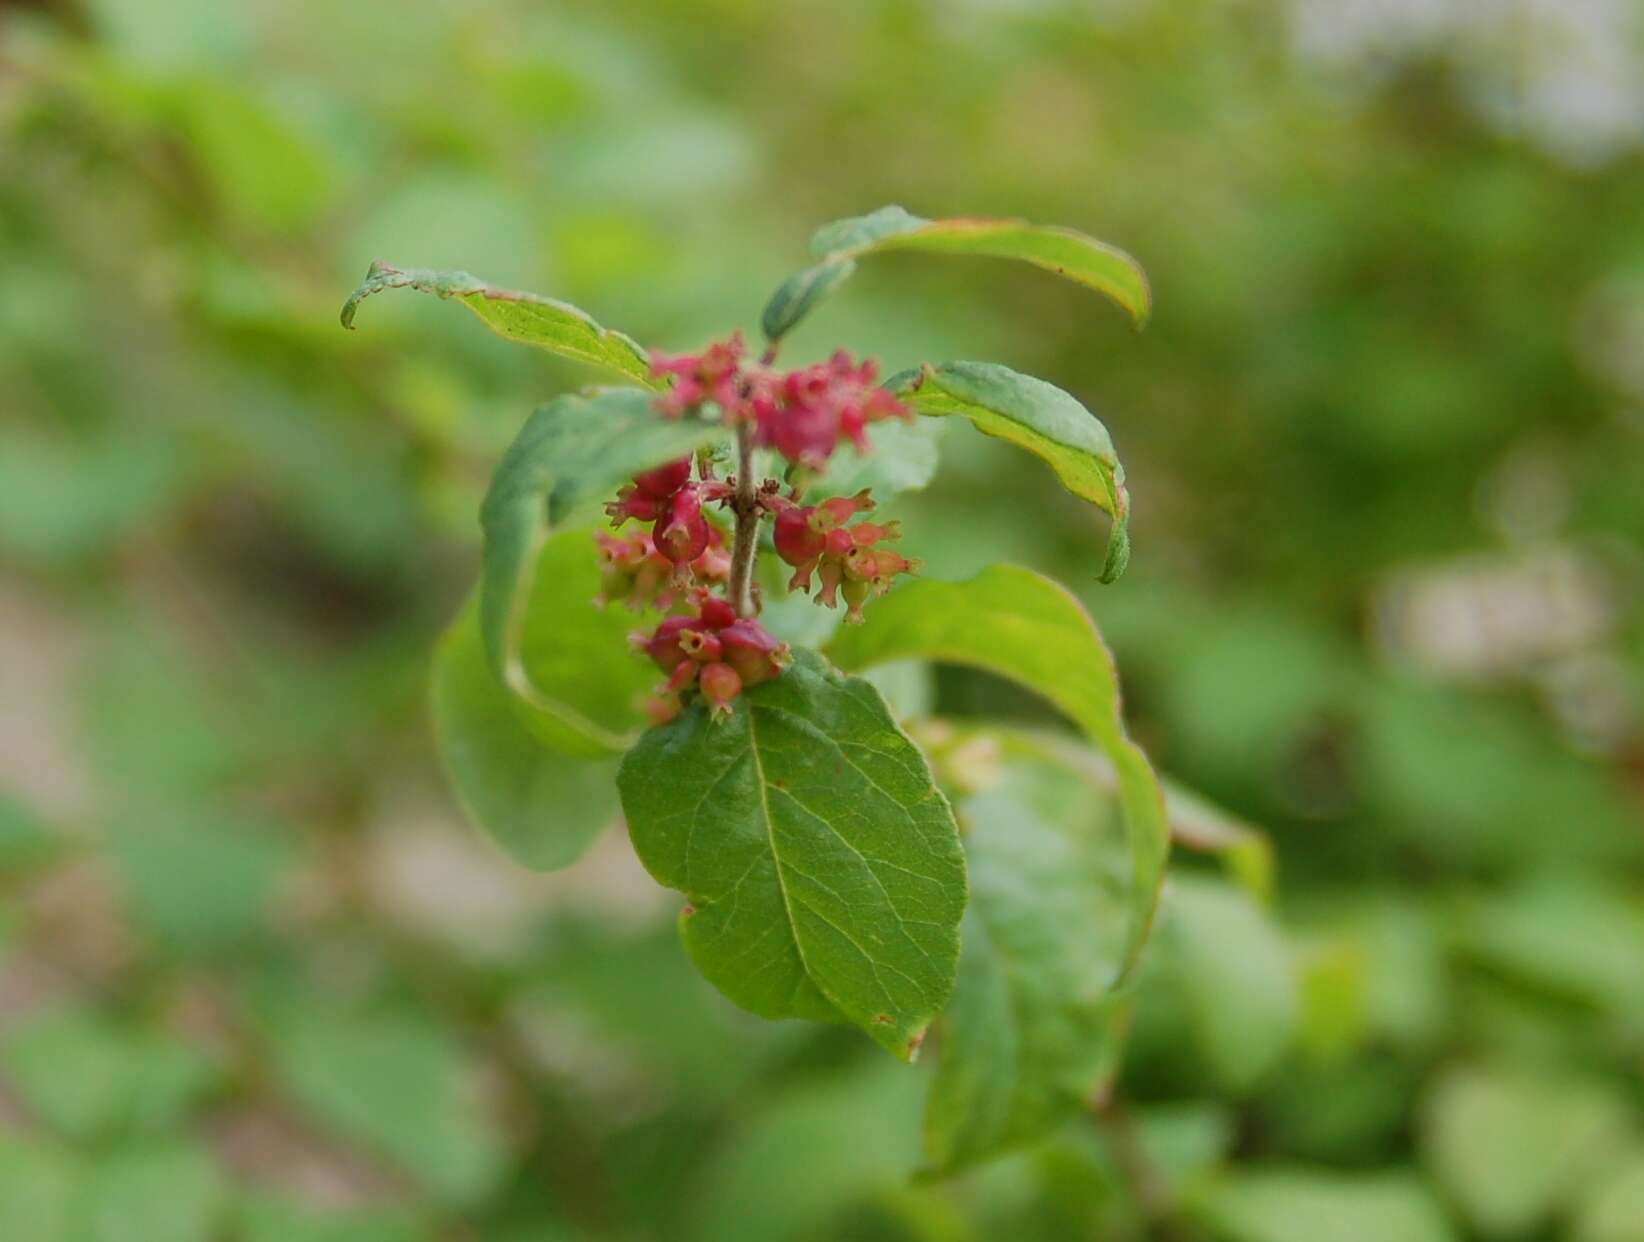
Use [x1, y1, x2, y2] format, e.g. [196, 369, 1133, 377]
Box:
[728, 421, 760, 617]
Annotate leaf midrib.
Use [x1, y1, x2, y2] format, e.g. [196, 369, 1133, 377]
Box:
[743, 701, 817, 1003]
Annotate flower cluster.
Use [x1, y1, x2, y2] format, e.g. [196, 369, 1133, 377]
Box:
[771, 490, 920, 623]
[603, 455, 733, 579]
[647, 335, 912, 469]
[649, 337, 743, 419]
[637, 594, 790, 722]
[595, 526, 728, 613]
[603, 335, 923, 722]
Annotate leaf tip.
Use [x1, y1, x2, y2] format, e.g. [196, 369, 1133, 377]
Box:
[903, 1022, 930, 1063]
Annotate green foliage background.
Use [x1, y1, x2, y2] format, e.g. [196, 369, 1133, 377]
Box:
[3, 1, 1644, 1238]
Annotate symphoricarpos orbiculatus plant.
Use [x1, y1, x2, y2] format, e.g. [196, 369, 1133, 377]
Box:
[342, 206, 1174, 1171]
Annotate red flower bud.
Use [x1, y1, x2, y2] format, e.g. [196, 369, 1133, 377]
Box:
[697, 596, 738, 630]
[665, 657, 701, 693]
[645, 692, 683, 726]
[605, 485, 663, 525]
[849, 520, 900, 546]
[774, 507, 825, 567]
[633, 456, 693, 500]
[640, 616, 696, 673]
[699, 662, 743, 719]
[822, 527, 856, 559]
[814, 490, 875, 530]
[766, 397, 839, 467]
[719, 619, 790, 687]
[650, 334, 747, 419]
[654, 486, 710, 565]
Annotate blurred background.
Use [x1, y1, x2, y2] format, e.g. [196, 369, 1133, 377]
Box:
[3, 1, 1644, 1239]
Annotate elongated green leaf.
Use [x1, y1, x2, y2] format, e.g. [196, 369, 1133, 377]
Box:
[479, 390, 724, 755]
[340, 261, 656, 385]
[925, 757, 1128, 1171]
[275, 1010, 508, 1207]
[690, 1058, 926, 1242]
[431, 602, 619, 871]
[1421, 1065, 1631, 1238]
[1166, 875, 1297, 1093]
[1003, 727, 1273, 902]
[508, 527, 669, 757]
[1194, 1169, 1458, 1242]
[889, 361, 1130, 582]
[617, 649, 966, 1060]
[811, 416, 946, 503]
[825, 565, 1168, 982]
[760, 256, 856, 341]
[0, 1138, 76, 1242]
[760, 205, 1150, 341]
[83, 1144, 225, 1242]
[1576, 1150, 1644, 1242]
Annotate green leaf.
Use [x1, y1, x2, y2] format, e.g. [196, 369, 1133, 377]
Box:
[811, 416, 946, 503]
[0, 1138, 78, 1242]
[0, 1009, 218, 1141]
[1002, 727, 1274, 902]
[478, 390, 724, 755]
[1421, 1064, 1632, 1237]
[0, 794, 61, 871]
[340, 261, 656, 385]
[1, 1008, 134, 1141]
[925, 756, 1128, 1171]
[81, 1144, 224, 1242]
[1576, 1151, 1644, 1242]
[760, 205, 1150, 340]
[106, 812, 294, 954]
[237, 1195, 427, 1242]
[506, 527, 669, 756]
[274, 1010, 509, 1207]
[1194, 1168, 1457, 1242]
[825, 565, 1168, 982]
[689, 1059, 926, 1242]
[617, 649, 965, 1060]
[889, 362, 1130, 582]
[430, 600, 619, 870]
[1165, 875, 1297, 1093]
[760, 256, 856, 341]
[1458, 875, 1644, 1018]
